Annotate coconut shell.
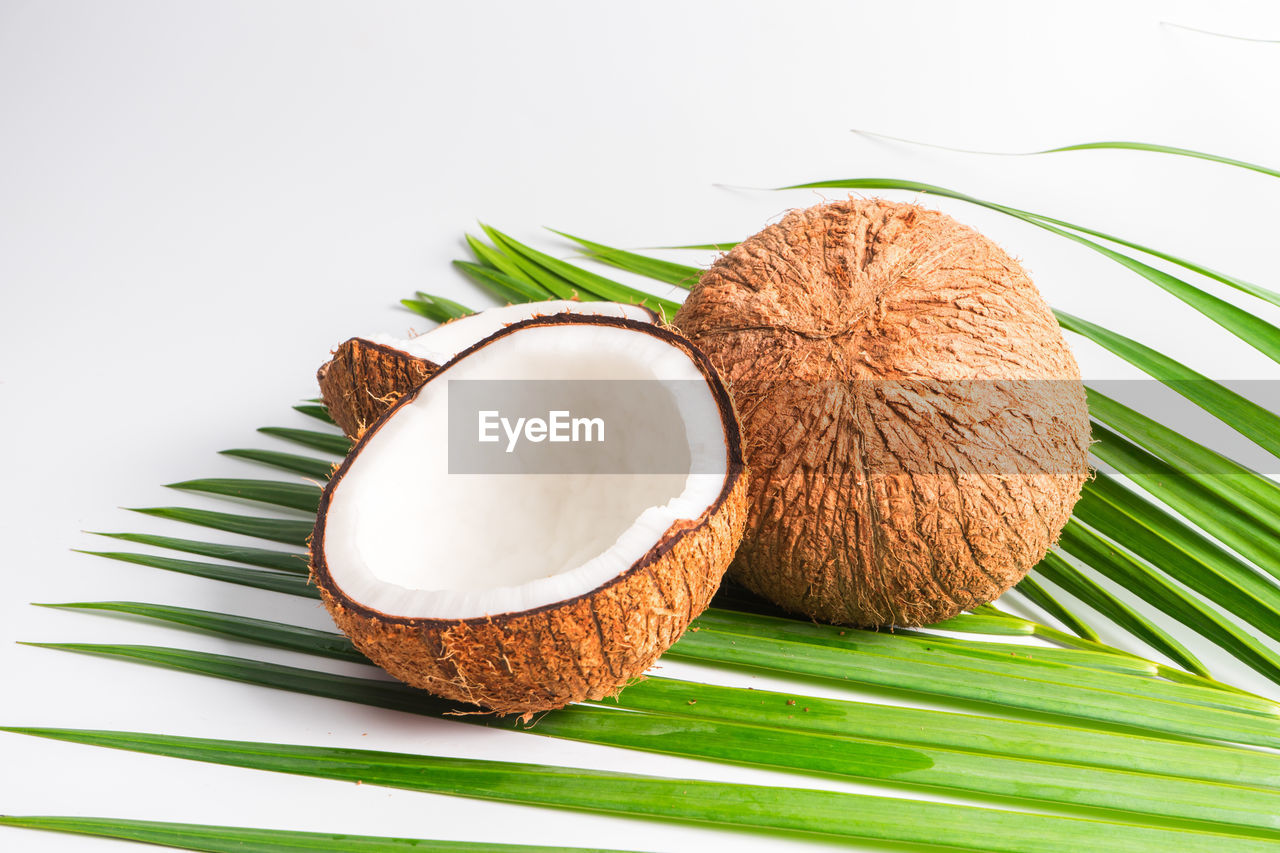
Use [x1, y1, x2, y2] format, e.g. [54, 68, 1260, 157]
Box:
[310, 315, 748, 715]
[317, 338, 436, 440]
[673, 199, 1091, 628]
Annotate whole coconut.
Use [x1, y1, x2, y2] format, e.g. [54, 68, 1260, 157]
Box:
[674, 199, 1090, 627]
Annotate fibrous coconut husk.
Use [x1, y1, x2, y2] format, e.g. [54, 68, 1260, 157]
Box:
[673, 198, 1090, 627]
[316, 338, 435, 440]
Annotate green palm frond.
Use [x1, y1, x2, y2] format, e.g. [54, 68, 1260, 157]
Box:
[851, 129, 1280, 180]
[15, 636, 1280, 835]
[1013, 573, 1101, 642]
[1032, 552, 1206, 677]
[1056, 311, 1280, 457]
[219, 447, 335, 480]
[0, 816, 625, 853]
[32, 604, 1279, 789]
[256, 426, 352, 456]
[11, 726, 1280, 851]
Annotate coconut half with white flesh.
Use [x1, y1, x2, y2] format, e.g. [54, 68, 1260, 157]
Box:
[311, 314, 747, 715]
[318, 301, 658, 439]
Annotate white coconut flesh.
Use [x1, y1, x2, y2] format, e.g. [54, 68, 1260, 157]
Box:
[321, 320, 730, 621]
[366, 301, 656, 366]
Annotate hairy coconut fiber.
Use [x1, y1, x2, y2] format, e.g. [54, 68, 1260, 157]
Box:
[317, 338, 435, 440]
[673, 199, 1091, 628]
[311, 317, 749, 715]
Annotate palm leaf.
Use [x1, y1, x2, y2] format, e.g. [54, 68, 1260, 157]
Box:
[467, 226, 682, 319]
[1013, 573, 1101, 642]
[852, 129, 1280, 180]
[78, 527, 1263, 718]
[256, 427, 351, 457]
[672, 621, 1280, 742]
[166, 479, 322, 514]
[125, 507, 313, 547]
[1087, 391, 1280, 530]
[1089, 424, 1280, 582]
[659, 241, 740, 251]
[12, 727, 1280, 852]
[86, 532, 308, 573]
[453, 259, 547, 304]
[1162, 22, 1280, 43]
[1075, 472, 1280, 646]
[218, 448, 335, 480]
[464, 233, 554, 296]
[292, 403, 335, 424]
[1056, 518, 1280, 686]
[0, 816, 622, 853]
[550, 230, 702, 288]
[26, 639, 1280, 835]
[1014, 140, 1280, 180]
[77, 550, 317, 598]
[921, 608, 1040, 636]
[1033, 552, 1207, 677]
[41, 598, 1280, 791]
[1056, 311, 1280, 457]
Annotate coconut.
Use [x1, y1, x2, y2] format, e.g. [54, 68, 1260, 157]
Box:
[318, 301, 658, 439]
[311, 315, 747, 714]
[673, 199, 1090, 627]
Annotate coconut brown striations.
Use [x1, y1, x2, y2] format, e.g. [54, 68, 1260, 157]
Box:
[317, 338, 435, 440]
[673, 199, 1091, 627]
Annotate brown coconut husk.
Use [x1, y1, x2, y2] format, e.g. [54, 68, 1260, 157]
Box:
[310, 315, 748, 715]
[673, 199, 1091, 628]
[317, 338, 436, 440]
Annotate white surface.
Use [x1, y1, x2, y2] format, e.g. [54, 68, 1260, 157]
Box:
[3, 1, 1280, 850]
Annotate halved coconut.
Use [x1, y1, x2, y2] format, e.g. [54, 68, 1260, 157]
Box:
[318, 301, 658, 438]
[310, 315, 747, 715]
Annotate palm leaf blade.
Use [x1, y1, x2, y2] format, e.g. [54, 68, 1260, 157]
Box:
[218, 448, 335, 480]
[0, 815, 621, 853]
[166, 479, 321, 514]
[10, 726, 1280, 851]
[125, 508, 313, 547]
[1035, 552, 1208, 677]
[550, 230, 702, 288]
[86, 532, 308, 573]
[256, 427, 351, 457]
[25, 641, 1280, 835]
[78, 550, 317, 598]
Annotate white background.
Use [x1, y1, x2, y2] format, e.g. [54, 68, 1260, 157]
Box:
[4, 1, 1280, 850]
